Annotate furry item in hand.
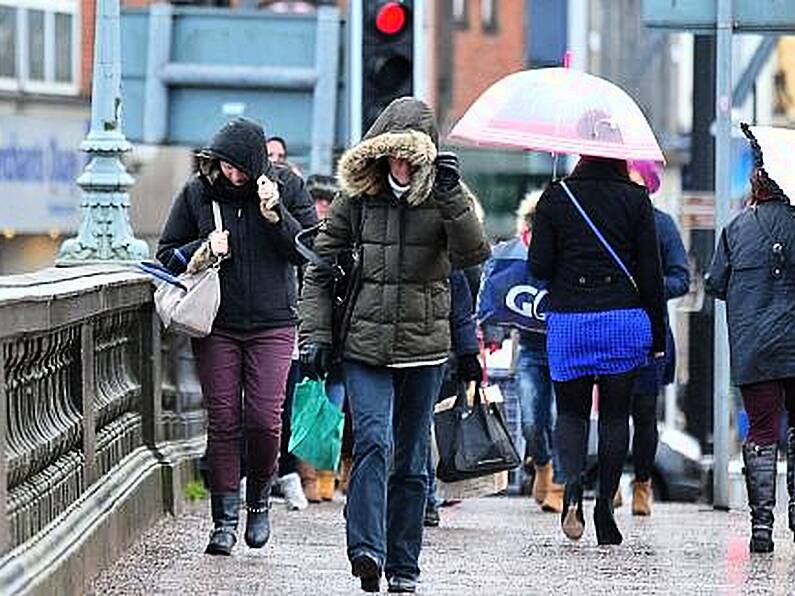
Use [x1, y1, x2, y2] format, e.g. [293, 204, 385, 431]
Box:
[258, 175, 281, 224]
[186, 241, 220, 274]
[260, 199, 280, 224]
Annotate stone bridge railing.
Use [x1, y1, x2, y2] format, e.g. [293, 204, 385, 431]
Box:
[0, 266, 206, 595]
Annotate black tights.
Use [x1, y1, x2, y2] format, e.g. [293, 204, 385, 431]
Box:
[631, 393, 658, 482]
[554, 371, 636, 500]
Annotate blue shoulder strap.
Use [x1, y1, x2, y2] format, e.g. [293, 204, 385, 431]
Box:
[559, 180, 638, 292]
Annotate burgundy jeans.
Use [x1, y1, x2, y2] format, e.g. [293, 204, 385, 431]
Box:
[740, 378, 795, 446]
[193, 326, 295, 493]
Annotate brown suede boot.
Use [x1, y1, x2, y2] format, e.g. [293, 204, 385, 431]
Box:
[532, 463, 553, 504]
[541, 481, 564, 513]
[632, 480, 652, 516]
[317, 470, 335, 501]
[613, 487, 623, 508]
[338, 457, 353, 495]
[297, 461, 320, 503]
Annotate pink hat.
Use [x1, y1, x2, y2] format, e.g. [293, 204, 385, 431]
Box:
[628, 160, 662, 195]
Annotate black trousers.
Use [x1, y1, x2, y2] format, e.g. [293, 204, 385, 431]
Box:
[554, 371, 636, 500]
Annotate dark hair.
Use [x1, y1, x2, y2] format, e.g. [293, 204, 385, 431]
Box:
[740, 122, 788, 205]
[306, 174, 338, 203]
[267, 136, 287, 153]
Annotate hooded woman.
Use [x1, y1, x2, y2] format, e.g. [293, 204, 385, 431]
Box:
[157, 117, 316, 555]
[706, 123, 795, 554]
[529, 156, 666, 546]
[299, 98, 490, 593]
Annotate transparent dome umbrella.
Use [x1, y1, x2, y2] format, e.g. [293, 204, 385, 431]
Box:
[449, 67, 665, 164]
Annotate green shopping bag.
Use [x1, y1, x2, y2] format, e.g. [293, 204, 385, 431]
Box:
[288, 378, 344, 471]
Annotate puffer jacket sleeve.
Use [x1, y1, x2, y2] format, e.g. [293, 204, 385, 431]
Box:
[528, 186, 558, 281]
[657, 212, 690, 300]
[156, 183, 205, 274]
[268, 169, 318, 264]
[435, 182, 491, 268]
[299, 194, 355, 346]
[705, 228, 731, 301]
[635, 195, 667, 354]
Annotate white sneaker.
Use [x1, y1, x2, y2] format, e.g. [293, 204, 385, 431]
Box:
[279, 473, 308, 511]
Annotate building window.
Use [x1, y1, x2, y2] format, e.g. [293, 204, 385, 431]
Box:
[0, 5, 16, 78]
[0, 0, 79, 95]
[481, 0, 498, 33]
[452, 0, 468, 29]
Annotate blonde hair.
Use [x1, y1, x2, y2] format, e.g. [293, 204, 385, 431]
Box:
[516, 190, 542, 236]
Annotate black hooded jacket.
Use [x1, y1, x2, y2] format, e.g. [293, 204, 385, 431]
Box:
[157, 118, 317, 331]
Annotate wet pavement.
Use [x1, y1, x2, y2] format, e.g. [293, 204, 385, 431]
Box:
[90, 496, 795, 595]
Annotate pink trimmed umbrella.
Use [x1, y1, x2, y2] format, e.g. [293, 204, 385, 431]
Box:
[449, 67, 664, 163]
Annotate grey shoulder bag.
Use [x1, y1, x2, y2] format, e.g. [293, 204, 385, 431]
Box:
[154, 201, 223, 337]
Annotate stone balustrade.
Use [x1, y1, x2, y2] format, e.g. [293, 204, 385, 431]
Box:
[0, 266, 206, 595]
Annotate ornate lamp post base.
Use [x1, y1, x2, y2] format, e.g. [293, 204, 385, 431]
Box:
[58, 0, 149, 266]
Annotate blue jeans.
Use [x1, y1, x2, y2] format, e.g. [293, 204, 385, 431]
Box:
[516, 346, 565, 485]
[425, 439, 438, 509]
[343, 359, 444, 580]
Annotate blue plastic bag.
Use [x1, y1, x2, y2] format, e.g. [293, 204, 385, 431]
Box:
[476, 238, 549, 333]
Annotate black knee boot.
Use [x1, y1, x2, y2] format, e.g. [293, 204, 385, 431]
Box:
[787, 428, 795, 539]
[206, 492, 240, 555]
[742, 442, 777, 553]
[594, 498, 622, 545]
[245, 477, 272, 548]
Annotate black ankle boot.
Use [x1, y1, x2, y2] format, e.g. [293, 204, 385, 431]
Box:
[206, 492, 240, 556]
[742, 442, 777, 554]
[245, 477, 272, 548]
[561, 481, 585, 540]
[594, 498, 622, 545]
[786, 428, 795, 539]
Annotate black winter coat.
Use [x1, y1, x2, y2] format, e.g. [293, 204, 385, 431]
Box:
[157, 118, 317, 332]
[705, 200, 795, 386]
[529, 158, 666, 353]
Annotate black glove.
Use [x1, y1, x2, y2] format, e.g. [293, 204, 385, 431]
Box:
[434, 151, 461, 193]
[457, 353, 483, 383]
[299, 342, 331, 380]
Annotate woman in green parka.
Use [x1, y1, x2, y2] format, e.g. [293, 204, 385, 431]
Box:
[299, 97, 489, 593]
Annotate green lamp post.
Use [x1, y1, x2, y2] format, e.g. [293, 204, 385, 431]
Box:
[57, 0, 148, 265]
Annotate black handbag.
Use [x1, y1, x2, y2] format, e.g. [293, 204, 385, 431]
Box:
[435, 382, 521, 483]
[295, 203, 367, 362]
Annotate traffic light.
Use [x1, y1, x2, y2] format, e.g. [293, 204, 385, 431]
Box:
[361, 1, 414, 133]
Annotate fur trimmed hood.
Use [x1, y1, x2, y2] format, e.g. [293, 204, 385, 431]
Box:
[337, 97, 439, 206]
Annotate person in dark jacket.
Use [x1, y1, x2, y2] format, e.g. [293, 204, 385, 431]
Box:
[530, 156, 665, 546]
[299, 97, 490, 593]
[157, 118, 316, 555]
[706, 124, 795, 554]
[618, 160, 690, 516]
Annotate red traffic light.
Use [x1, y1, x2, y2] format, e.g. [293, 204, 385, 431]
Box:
[376, 2, 407, 35]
